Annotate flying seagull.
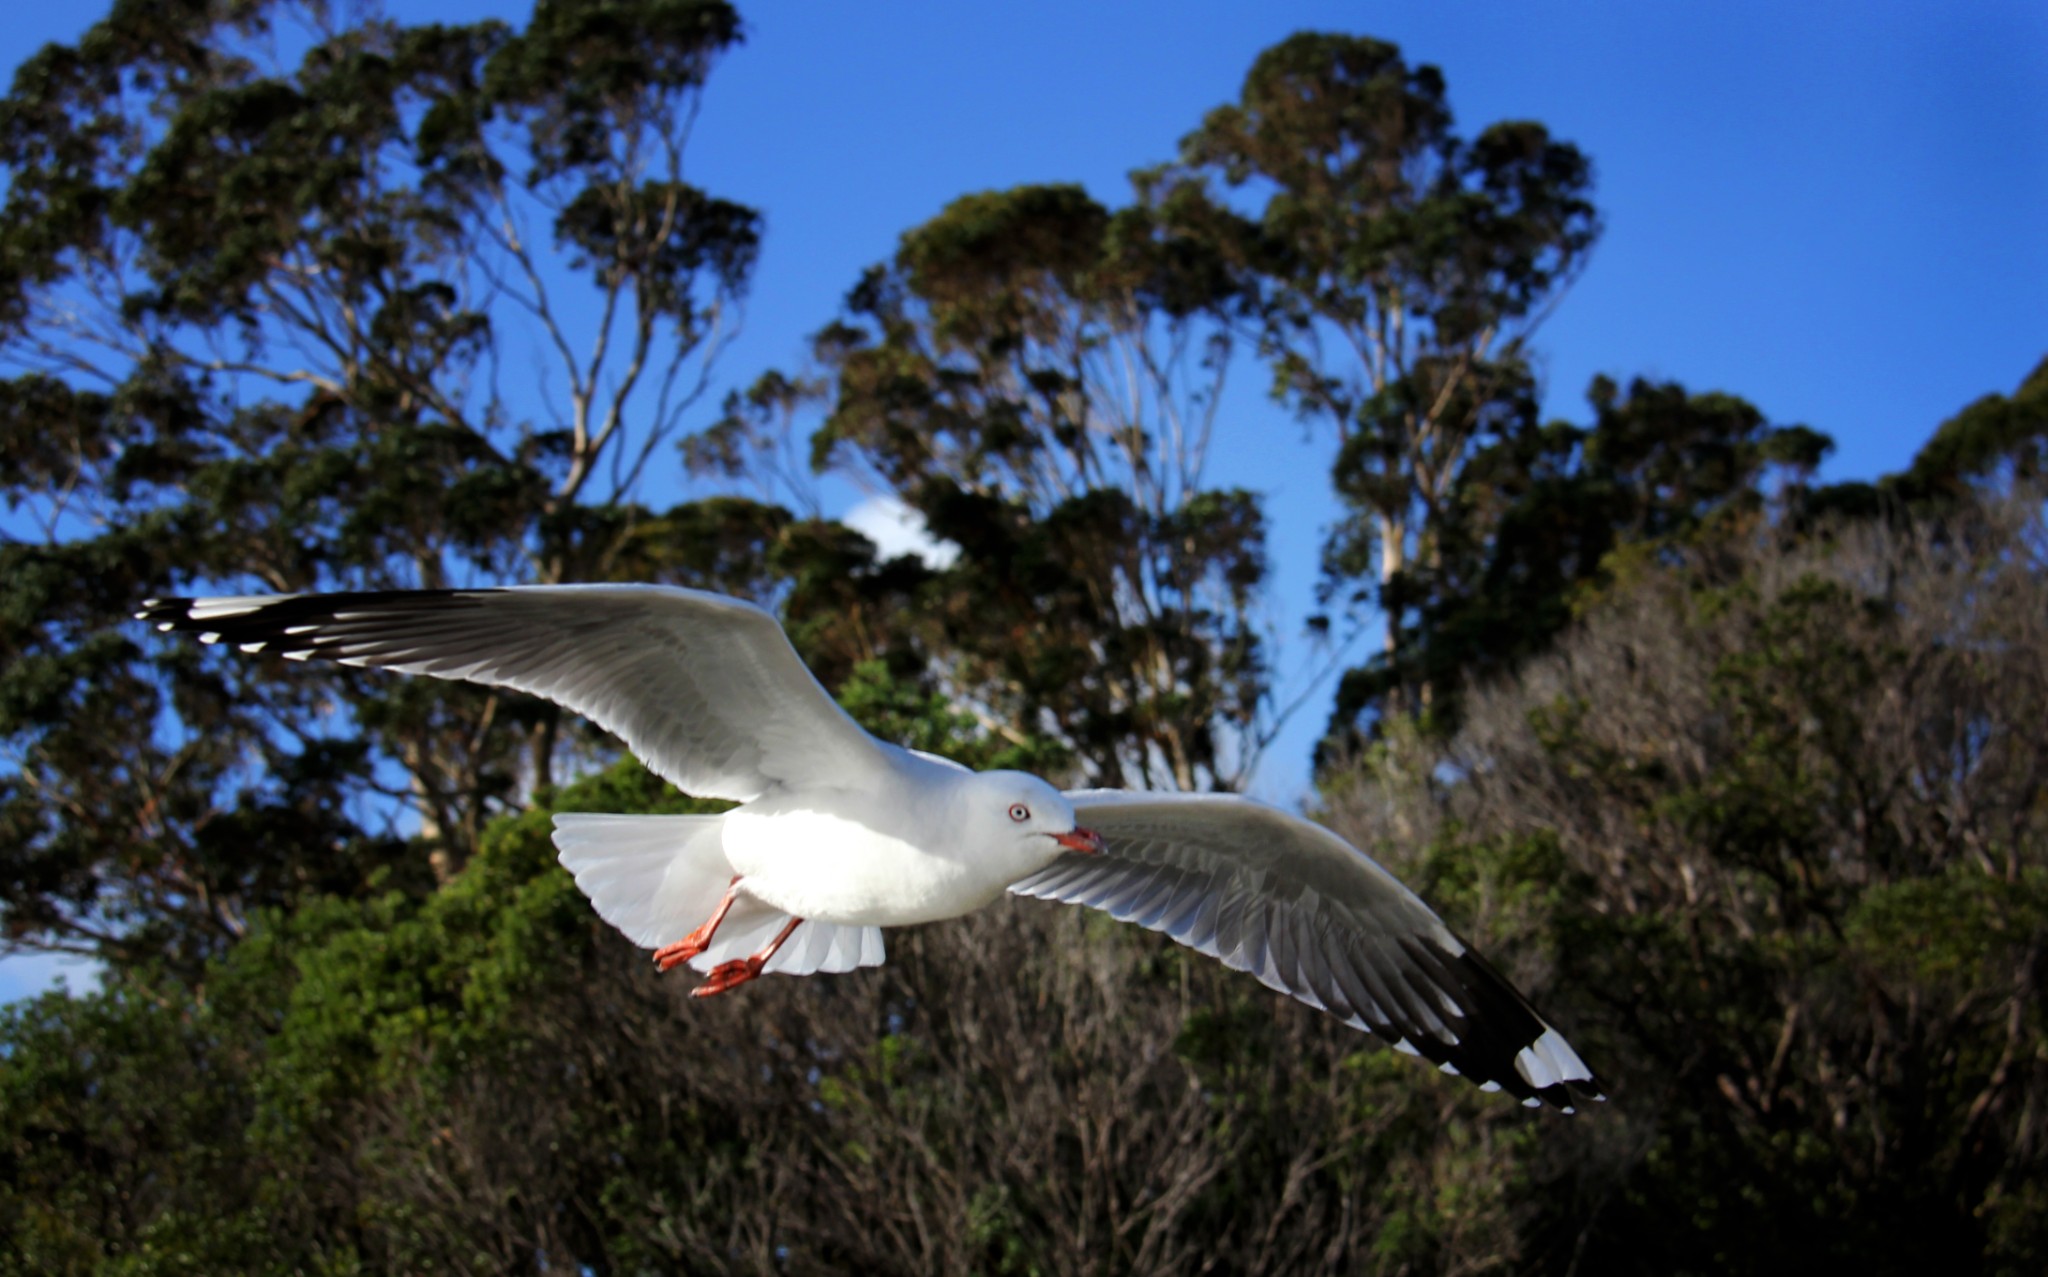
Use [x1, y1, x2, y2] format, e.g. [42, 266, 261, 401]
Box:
[136, 584, 1604, 1111]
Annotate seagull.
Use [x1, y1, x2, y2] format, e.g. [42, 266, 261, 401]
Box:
[136, 584, 1605, 1111]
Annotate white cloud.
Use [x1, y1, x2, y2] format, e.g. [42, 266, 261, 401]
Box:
[841, 495, 960, 569]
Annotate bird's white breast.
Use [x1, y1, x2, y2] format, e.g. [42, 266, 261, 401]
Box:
[721, 788, 1032, 927]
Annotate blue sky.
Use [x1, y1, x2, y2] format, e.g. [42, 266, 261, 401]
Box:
[4, 2, 2044, 996]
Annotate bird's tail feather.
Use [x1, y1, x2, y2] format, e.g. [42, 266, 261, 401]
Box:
[551, 813, 883, 977]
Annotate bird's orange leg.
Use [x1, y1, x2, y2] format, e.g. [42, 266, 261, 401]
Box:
[653, 877, 742, 973]
[691, 915, 804, 998]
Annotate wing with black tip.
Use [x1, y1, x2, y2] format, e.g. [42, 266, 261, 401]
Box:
[136, 585, 893, 804]
[1011, 790, 1605, 1111]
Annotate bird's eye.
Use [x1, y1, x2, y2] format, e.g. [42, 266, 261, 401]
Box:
[1008, 803, 1031, 823]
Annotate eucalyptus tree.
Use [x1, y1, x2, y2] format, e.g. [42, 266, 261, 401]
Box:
[1164, 33, 1599, 726]
[760, 183, 1270, 790]
[0, 0, 760, 967]
[1883, 354, 2048, 508]
[1324, 375, 1833, 744]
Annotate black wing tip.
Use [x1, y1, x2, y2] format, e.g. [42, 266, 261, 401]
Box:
[136, 595, 298, 655]
[1390, 935, 1606, 1113]
[137, 589, 504, 625]
[135, 589, 508, 661]
[1380, 1037, 1603, 1114]
[1524, 1074, 1608, 1115]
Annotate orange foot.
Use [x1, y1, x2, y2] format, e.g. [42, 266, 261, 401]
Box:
[690, 956, 767, 998]
[654, 877, 742, 973]
[689, 915, 803, 998]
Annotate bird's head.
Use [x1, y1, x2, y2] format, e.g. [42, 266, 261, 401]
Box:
[972, 771, 1103, 863]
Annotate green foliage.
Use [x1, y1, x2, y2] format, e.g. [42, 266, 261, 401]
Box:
[1331, 492, 2048, 1273]
[1324, 371, 1834, 752]
[3, 758, 714, 1273]
[0, 981, 281, 1275]
[0, 0, 772, 964]
[833, 658, 1058, 773]
[794, 180, 1270, 790]
[1850, 864, 2048, 992]
[1889, 354, 2048, 505]
[1162, 31, 1602, 734]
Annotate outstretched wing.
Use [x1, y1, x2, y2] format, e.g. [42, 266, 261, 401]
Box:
[1010, 790, 1604, 1111]
[137, 585, 893, 804]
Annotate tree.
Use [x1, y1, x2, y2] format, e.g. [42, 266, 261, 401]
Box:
[1165, 32, 1599, 724]
[1324, 374, 1832, 747]
[0, 0, 761, 968]
[720, 182, 1273, 790]
[1325, 486, 2048, 1272]
[1852, 354, 2048, 514]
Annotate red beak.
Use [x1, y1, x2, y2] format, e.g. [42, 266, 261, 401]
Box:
[1053, 826, 1104, 855]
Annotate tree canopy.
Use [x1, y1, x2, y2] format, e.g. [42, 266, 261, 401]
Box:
[1, 0, 775, 970]
[800, 182, 1268, 790]
[1161, 33, 1601, 729]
